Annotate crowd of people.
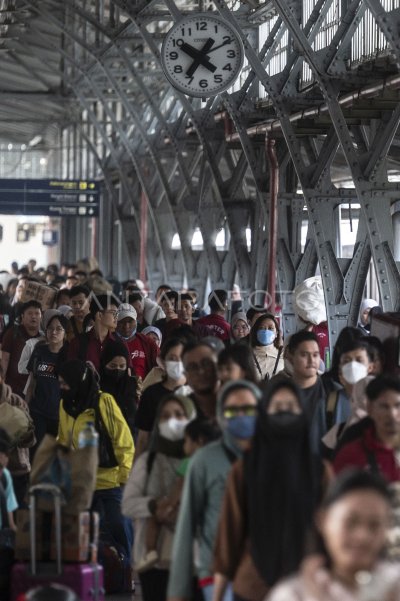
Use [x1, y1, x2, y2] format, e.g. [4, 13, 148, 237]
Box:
[0, 258, 399, 601]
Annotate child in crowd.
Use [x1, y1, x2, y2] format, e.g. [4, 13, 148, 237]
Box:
[137, 418, 220, 572]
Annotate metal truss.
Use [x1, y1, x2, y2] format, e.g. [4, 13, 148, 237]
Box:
[1, 0, 400, 339]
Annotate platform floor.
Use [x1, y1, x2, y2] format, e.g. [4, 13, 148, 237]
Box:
[107, 579, 140, 600]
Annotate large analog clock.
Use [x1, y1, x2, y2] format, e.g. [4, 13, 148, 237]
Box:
[161, 13, 244, 97]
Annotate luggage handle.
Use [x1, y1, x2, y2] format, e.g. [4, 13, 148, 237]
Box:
[90, 562, 105, 601]
[29, 484, 62, 576]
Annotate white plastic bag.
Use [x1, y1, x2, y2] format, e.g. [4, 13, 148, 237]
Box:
[294, 276, 327, 325]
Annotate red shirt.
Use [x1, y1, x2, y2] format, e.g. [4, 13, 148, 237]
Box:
[125, 333, 158, 379]
[312, 322, 329, 363]
[197, 314, 231, 341]
[2, 325, 41, 396]
[67, 330, 120, 372]
[334, 426, 400, 483]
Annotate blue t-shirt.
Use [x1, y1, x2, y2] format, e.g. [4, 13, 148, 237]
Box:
[0, 468, 18, 528]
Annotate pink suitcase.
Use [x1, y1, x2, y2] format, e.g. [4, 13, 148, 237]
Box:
[10, 484, 104, 601]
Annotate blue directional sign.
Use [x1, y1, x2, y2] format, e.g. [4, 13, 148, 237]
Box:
[0, 179, 100, 217]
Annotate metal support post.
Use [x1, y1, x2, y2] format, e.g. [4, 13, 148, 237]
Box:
[266, 137, 279, 314]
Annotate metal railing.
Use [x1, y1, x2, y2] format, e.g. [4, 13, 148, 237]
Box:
[257, 0, 395, 95]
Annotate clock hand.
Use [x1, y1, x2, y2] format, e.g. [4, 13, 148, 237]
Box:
[206, 38, 232, 53]
[186, 38, 216, 77]
[181, 42, 217, 74]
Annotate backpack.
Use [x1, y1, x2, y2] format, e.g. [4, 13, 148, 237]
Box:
[325, 390, 339, 431]
[98, 535, 133, 594]
[0, 403, 30, 447]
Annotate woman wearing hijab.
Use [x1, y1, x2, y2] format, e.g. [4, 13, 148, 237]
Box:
[230, 312, 250, 343]
[141, 326, 163, 348]
[357, 298, 379, 334]
[121, 393, 196, 601]
[57, 359, 134, 558]
[212, 379, 325, 601]
[99, 339, 139, 437]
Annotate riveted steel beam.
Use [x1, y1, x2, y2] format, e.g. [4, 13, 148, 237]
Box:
[77, 124, 135, 278]
[23, 6, 168, 281]
[270, 0, 400, 316]
[210, 0, 400, 345]
[26, 1, 177, 284]
[60, 1, 194, 196]
[60, 0, 241, 290]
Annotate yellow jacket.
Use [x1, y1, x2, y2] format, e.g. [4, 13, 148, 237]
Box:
[58, 391, 134, 490]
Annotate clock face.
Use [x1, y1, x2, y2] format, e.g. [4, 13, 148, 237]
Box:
[161, 13, 244, 97]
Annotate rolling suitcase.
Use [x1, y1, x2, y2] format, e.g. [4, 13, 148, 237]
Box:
[10, 483, 104, 601]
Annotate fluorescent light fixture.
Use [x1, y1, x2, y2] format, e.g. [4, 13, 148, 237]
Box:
[28, 135, 42, 147]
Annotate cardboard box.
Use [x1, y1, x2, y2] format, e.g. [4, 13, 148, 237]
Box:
[15, 510, 99, 563]
[50, 511, 99, 563]
[15, 509, 45, 561]
[20, 281, 56, 310]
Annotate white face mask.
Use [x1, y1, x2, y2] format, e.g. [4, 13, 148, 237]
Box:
[159, 417, 189, 441]
[165, 360, 185, 381]
[341, 361, 368, 385]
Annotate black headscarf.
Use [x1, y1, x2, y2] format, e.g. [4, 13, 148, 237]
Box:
[99, 339, 137, 432]
[58, 360, 99, 418]
[244, 378, 320, 587]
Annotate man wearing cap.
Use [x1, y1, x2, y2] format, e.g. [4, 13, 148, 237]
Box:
[116, 303, 159, 380]
[67, 294, 120, 371]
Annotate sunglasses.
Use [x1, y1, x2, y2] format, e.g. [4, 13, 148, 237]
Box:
[223, 405, 258, 418]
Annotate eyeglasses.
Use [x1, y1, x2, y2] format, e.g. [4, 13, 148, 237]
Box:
[47, 327, 65, 333]
[233, 324, 249, 331]
[102, 310, 118, 318]
[223, 405, 258, 418]
[184, 358, 216, 373]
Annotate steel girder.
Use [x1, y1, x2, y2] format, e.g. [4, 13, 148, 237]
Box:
[4, 0, 400, 340]
[131, 12, 241, 295]
[26, 0, 172, 284]
[15, 1, 265, 299]
[205, 0, 400, 346]
[34, 0, 222, 292]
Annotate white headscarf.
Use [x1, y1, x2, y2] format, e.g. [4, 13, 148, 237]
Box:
[359, 298, 379, 322]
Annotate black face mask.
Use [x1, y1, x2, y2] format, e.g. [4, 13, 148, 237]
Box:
[61, 389, 76, 404]
[104, 368, 126, 382]
[267, 411, 306, 436]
